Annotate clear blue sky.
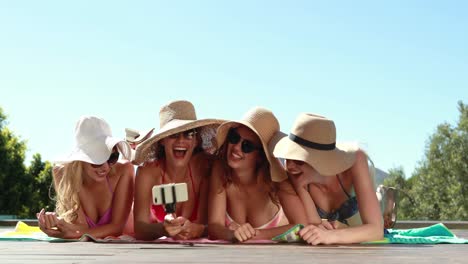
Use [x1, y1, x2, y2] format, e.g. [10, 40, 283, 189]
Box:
[1, 1, 466, 177]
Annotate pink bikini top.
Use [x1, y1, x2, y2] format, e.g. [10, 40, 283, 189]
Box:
[225, 206, 285, 229]
[84, 176, 114, 228]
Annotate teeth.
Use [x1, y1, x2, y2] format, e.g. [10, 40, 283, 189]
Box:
[232, 153, 242, 159]
[174, 147, 187, 151]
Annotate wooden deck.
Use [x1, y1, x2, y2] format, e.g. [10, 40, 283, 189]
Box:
[1, 229, 467, 264]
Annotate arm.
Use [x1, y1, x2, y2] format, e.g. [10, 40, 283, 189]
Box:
[300, 150, 384, 244]
[207, 160, 234, 241]
[279, 178, 321, 225]
[133, 164, 169, 240]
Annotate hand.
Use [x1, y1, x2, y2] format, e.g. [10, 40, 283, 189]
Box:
[317, 220, 339, 230]
[288, 172, 314, 190]
[36, 209, 81, 239]
[163, 216, 188, 237]
[232, 223, 258, 243]
[173, 221, 205, 240]
[299, 224, 335, 245]
[37, 208, 59, 230]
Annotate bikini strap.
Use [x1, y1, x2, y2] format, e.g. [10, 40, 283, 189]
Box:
[336, 174, 352, 198]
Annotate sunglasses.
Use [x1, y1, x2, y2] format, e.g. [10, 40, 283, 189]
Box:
[227, 129, 260, 154]
[168, 129, 197, 140]
[91, 151, 120, 168]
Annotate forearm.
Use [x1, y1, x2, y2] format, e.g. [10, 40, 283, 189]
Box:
[207, 223, 234, 241]
[81, 222, 127, 239]
[134, 220, 167, 240]
[329, 223, 383, 244]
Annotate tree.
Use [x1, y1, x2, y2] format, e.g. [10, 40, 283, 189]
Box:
[387, 101, 467, 220]
[0, 107, 29, 217]
[26, 154, 55, 216]
[0, 107, 55, 218]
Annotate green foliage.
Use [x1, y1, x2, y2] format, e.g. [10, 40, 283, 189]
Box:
[386, 101, 468, 220]
[0, 107, 29, 216]
[0, 107, 55, 218]
[25, 154, 55, 216]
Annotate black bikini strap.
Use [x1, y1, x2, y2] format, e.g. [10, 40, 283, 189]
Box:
[336, 175, 351, 198]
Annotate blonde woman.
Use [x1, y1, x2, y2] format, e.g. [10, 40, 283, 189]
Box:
[208, 107, 292, 242]
[274, 113, 383, 245]
[37, 116, 134, 239]
[133, 100, 223, 240]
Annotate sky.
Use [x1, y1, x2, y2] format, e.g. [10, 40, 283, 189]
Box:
[0, 1, 466, 177]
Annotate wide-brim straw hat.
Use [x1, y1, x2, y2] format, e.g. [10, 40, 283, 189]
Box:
[215, 107, 287, 182]
[55, 116, 132, 165]
[125, 128, 155, 144]
[273, 113, 358, 176]
[134, 100, 224, 164]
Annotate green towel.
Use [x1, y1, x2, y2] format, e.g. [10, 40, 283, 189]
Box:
[368, 223, 468, 244]
[273, 223, 468, 244]
[272, 224, 304, 243]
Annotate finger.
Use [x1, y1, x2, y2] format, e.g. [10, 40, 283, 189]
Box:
[299, 225, 314, 236]
[44, 213, 53, 229]
[234, 231, 245, 242]
[310, 235, 322, 246]
[300, 230, 313, 242]
[246, 224, 256, 237]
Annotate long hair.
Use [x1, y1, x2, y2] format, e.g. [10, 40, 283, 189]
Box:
[218, 129, 279, 205]
[54, 161, 83, 223]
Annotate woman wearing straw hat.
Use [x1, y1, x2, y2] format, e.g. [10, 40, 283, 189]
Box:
[208, 107, 293, 242]
[133, 100, 223, 240]
[36, 116, 135, 239]
[273, 113, 383, 244]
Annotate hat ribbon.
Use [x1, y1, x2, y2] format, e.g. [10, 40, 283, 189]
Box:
[289, 133, 336, 151]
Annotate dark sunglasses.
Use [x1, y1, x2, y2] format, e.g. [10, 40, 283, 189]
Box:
[168, 129, 197, 140]
[91, 151, 120, 168]
[227, 129, 260, 154]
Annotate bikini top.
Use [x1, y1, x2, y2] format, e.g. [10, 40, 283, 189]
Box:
[150, 162, 199, 222]
[84, 176, 114, 228]
[315, 175, 359, 226]
[225, 206, 285, 229]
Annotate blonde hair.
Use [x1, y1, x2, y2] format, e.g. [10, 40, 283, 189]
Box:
[54, 161, 83, 223]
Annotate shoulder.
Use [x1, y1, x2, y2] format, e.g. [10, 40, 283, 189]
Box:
[136, 160, 161, 181]
[277, 179, 296, 195]
[346, 149, 372, 182]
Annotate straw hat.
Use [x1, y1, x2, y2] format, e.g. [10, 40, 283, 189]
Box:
[134, 100, 224, 164]
[273, 113, 358, 176]
[55, 116, 131, 164]
[215, 107, 287, 182]
[125, 128, 155, 144]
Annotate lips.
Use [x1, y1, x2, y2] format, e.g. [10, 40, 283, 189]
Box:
[173, 147, 188, 159]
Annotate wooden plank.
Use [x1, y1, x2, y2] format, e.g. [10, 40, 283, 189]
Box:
[0, 230, 466, 264]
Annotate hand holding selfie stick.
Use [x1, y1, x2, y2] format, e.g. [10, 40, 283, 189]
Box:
[152, 183, 189, 222]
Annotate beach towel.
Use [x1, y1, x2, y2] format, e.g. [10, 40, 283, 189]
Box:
[0, 221, 64, 242]
[2, 221, 466, 244]
[368, 223, 468, 244]
[272, 223, 468, 244]
[0, 221, 275, 244]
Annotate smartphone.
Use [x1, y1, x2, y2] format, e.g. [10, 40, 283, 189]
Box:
[152, 183, 188, 205]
